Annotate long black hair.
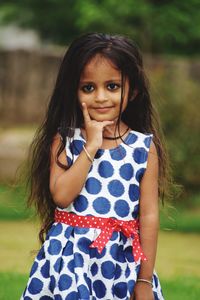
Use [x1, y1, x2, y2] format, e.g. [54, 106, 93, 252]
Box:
[27, 33, 171, 243]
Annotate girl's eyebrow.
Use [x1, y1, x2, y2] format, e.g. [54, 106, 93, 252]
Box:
[79, 78, 121, 84]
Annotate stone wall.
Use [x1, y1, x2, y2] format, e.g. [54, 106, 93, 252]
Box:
[0, 48, 64, 124]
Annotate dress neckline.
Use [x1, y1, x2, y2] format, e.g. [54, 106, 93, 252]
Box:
[78, 128, 133, 151]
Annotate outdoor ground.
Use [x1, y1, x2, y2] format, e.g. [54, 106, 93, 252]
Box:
[0, 185, 200, 300]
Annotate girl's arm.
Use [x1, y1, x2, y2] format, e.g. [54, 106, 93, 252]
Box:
[132, 141, 159, 299]
[49, 103, 113, 208]
[49, 134, 98, 208]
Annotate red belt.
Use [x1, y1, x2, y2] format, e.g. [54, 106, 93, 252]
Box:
[54, 209, 147, 262]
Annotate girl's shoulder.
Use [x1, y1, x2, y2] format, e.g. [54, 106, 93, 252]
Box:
[128, 129, 153, 146]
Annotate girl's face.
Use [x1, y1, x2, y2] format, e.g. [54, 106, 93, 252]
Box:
[78, 54, 129, 123]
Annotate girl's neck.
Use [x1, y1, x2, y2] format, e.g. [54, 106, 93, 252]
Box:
[103, 124, 129, 140]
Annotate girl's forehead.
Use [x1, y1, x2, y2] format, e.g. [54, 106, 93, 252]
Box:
[80, 54, 121, 80]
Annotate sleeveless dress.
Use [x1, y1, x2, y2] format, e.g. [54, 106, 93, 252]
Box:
[21, 128, 164, 300]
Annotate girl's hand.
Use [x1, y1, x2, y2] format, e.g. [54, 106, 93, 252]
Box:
[130, 282, 154, 300]
[82, 102, 114, 149]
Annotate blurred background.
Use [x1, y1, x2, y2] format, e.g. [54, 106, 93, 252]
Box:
[0, 1, 199, 299]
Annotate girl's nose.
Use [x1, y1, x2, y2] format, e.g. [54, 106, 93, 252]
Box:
[95, 89, 108, 102]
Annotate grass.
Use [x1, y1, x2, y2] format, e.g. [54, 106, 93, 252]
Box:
[0, 184, 200, 299]
[0, 221, 200, 299]
[161, 277, 200, 299]
[0, 184, 34, 220]
[0, 272, 28, 300]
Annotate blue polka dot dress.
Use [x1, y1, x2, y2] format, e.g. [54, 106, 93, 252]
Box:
[21, 128, 164, 300]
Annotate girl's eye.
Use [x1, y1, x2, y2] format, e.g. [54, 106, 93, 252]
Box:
[81, 84, 94, 93]
[107, 83, 120, 90]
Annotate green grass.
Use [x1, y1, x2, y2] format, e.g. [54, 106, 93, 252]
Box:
[161, 276, 200, 299]
[0, 272, 28, 300]
[0, 184, 34, 220]
[160, 206, 200, 233]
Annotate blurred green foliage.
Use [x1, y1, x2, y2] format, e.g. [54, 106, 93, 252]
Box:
[0, 0, 200, 54]
[148, 59, 200, 197]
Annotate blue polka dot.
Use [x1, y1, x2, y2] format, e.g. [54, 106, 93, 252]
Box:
[125, 265, 131, 278]
[153, 274, 158, 288]
[101, 261, 115, 279]
[136, 168, 145, 182]
[114, 200, 130, 217]
[132, 204, 139, 218]
[93, 280, 106, 298]
[74, 252, 84, 267]
[113, 282, 127, 298]
[119, 163, 134, 180]
[133, 147, 148, 164]
[67, 259, 75, 273]
[28, 278, 43, 295]
[49, 275, 56, 293]
[41, 260, 50, 278]
[93, 197, 111, 214]
[24, 297, 32, 300]
[110, 145, 126, 160]
[50, 223, 63, 236]
[53, 257, 64, 273]
[64, 226, 73, 239]
[84, 273, 92, 294]
[120, 232, 127, 243]
[85, 177, 102, 194]
[94, 149, 105, 159]
[98, 160, 114, 178]
[74, 195, 88, 212]
[136, 264, 141, 275]
[77, 237, 91, 254]
[30, 261, 38, 277]
[74, 227, 89, 235]
[70, 140, 84, 155]
[90, 246, 107, 258]
[144, 135, 152, 147]
[128, 280, 135, 294]
[55, 295, 62, 300]
[78, 284, 90, 298]
[58, 274, 72, 291]
[129, 184, 140, 201]
[91, 262, 98, 276]
[37, 246, 45, 261]
[66, 292, 78, 300]
[63, 241, 73, 256]
[40, 296, 52, 300]
[110, 231, 118, 241]
[108, 180, 124, 197]
[154, 292, 160, 300]
[110, 244, 126, 262]
[48, 239, 62, 255]
[127, 133, 138, 144]
[66, 155, 72, 166]
[114, 264, 122, 279]
[124, 246, 134, 262]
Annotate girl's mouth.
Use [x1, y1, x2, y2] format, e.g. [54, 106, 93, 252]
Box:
[93, 106, 113, 113]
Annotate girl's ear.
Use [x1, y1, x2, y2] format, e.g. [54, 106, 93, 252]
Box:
[129, 89, 138, 102]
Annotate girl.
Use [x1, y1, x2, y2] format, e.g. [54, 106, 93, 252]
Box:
[21, 33, 169, 300]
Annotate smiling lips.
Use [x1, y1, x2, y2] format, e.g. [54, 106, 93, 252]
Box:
[93, 106, 113, 113]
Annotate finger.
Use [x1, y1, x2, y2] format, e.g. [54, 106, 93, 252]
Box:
[81, 102, 91, 123]
[101, 120, 114, 128]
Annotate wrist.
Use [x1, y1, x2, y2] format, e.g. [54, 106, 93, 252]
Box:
[85, 143, 99, 156]
[137, 278, 153, 288]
